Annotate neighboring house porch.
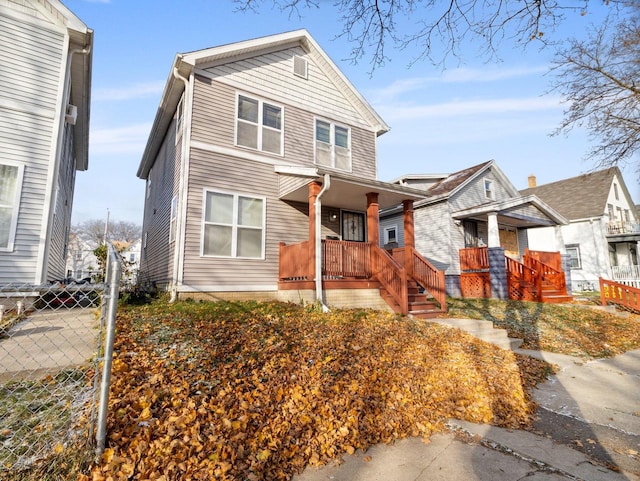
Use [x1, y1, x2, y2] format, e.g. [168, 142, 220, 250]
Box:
[606, 221, 640, 288]
[276, 172, 447, 317]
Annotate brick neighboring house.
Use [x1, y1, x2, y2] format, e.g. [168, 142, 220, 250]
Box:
[522, 167, 640, 291]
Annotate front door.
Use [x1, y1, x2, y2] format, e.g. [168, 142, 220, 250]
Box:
[342, 211, 366, 242]
[499, 227, 519, 258]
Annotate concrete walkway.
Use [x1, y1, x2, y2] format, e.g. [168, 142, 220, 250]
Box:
[294, 344, 640, 480]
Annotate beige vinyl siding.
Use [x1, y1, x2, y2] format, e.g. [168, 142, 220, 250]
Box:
[140, 125, 179, 287]
[191, 76, 377, 178]
[46, 123, 76, 281]
[202, 46, 368, 129]
[182, 148, 308, 289]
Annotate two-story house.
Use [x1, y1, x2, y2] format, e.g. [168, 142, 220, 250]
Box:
[137, 30, 447, 316]
[381, 161, 572, 302]
[522, 167, 640, 291]
[0, 0, 93, 286]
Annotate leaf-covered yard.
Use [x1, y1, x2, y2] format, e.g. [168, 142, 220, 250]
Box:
[89, 301, 551, 481]
[447, 298, 640, 358]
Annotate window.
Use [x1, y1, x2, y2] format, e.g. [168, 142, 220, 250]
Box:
[624, 209, 631, 222]
[607, 203, 614, 219]
[566, 245, 581, 269]
[202, 190, 265, 258]
[129, 253, 136, 262]
[484, 179, 494, 200]
[315, 119, 351, 171]
[175, 96, 184, 142]
[169, 195, 178, 243]
[613, 183, 619, 200]
[0, 162, 24, 251]
[384, 225, 398, 245]
[236, 94, 282, 155]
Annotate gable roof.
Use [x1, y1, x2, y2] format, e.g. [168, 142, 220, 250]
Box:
[138, 29, 388, 179]
[520, 167, 624, 220]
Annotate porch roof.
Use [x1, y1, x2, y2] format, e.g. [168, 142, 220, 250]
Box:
[275, 166, 428, 211]
[451, 195, 568, 228]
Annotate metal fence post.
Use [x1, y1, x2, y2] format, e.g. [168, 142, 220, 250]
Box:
[95, 244, 121, 457]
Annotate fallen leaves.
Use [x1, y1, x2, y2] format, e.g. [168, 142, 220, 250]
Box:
[91, 300, 551, 480]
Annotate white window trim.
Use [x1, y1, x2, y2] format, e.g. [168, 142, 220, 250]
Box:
[169, 195, 178, 244]
[483, 178, 494, 200]
[234, 92, 284, 156]
[384, 225, 398, 245]
[0, 161, 25, 252]
[313, 117, 352, 172]
[566, 244, 581, 269]
[201, 188, 267, 259]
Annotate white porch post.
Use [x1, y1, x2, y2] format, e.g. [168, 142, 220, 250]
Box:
[487, 212, 500, 248]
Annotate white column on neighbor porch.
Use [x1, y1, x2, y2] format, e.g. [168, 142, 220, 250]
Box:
[487, 212, 500, 248]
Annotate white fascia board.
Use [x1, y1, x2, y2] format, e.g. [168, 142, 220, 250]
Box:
[273, 165, 319, 177]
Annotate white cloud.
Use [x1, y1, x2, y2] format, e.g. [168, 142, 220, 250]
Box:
[379, 95, 563, 122]
[366, 65, 549, 103]
[89, 123, 151, 156]
[93, 81, 165, 101]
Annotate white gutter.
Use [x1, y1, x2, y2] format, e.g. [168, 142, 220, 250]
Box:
[315, 174, 331, 312]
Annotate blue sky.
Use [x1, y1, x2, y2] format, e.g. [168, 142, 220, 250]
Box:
[65, 0, 639, 225]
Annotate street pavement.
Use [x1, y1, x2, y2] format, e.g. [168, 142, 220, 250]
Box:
[294, 347, 640, 481]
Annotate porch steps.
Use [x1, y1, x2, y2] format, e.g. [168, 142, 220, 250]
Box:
[539, 286, 573, 304]
[379, 282, 444, 319]
[429, 318, 524, 351]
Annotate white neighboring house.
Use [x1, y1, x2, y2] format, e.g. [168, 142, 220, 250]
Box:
[0, 0, 93, 286]
[65, 231, 99, 281]
[522, 167, 640, 290]
[119, 239, 141, 286]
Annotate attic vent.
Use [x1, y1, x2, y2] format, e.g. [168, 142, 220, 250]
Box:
[293, 55, 308, 79]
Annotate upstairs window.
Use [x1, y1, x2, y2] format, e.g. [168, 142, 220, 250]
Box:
[315, 119, 351, 171]
[484, 179, 494, 200]
[0, 162, 24, 251]
[202, 190, 265, 259]
[613, 183, 619, 200]
[236, 94, 283, 155]
[384, 225, 398, 245]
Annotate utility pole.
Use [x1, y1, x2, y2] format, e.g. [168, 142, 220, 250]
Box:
[103, 208, 110, 244]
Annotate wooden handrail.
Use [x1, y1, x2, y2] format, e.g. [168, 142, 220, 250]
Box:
[524, 255, 567, 293]
[506, 256, 541, 301]
[525, 249, 562, 272]
[407, 247, 447, 312]
[600, 277, 639, 312]
[372, 245, 408, 314]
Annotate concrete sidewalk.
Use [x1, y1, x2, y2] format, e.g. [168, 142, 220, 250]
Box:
[294, 347, 640, 481]
[293, 420, 635, 481]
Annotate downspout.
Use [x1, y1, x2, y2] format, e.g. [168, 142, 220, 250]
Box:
[170, 64, 190, 302]
[315, 174, 331, 312]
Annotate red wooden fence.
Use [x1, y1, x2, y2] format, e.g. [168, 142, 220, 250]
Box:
[600, 277, 640, 312]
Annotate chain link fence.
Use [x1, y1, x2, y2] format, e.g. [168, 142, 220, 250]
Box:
[0, 245, 121, 474]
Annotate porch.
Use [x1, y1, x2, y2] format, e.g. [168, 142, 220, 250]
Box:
[279, 239, 447, 317]
[459, 246, 572, 303]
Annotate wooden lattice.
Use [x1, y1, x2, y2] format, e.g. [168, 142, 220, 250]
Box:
[508, 279, 537, 301]
[460, 273, 491, 298]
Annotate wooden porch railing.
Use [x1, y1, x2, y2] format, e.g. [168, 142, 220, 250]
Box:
[525, 249, 561, 272]
[406, 247, 447, 311]
[506, 256, 542, 302]
[372, 245, 408, 314]
[323, 239, 371, 278]
[279, 241, 310, 280]
[600, 277, 640, 312]
[460, 247, 489, 271]
[523, 255, 567, 293]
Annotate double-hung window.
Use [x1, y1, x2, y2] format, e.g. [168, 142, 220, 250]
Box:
[0, 162, 24, 251]
[315, 119, 351, 171]
[202, 190, 265, 259]
[236, 94, 283, 155]
[484, 179, 494, 200]
[566, 245, 581, 269]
